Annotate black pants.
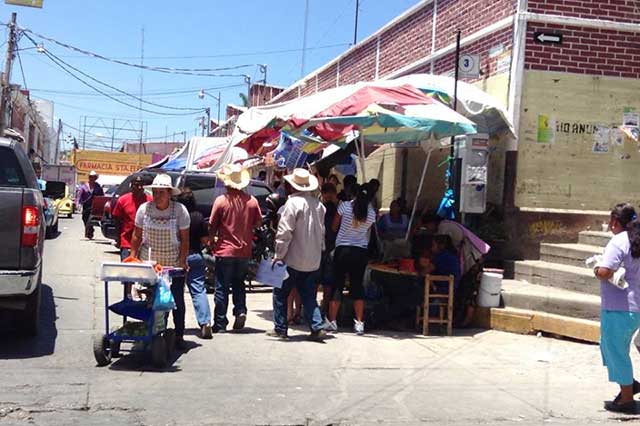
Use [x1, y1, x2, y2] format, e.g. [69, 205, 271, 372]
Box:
[332, 246, 368, 301]
[81, 207, 94, 239]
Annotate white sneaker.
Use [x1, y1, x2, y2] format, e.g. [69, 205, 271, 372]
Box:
[354, 319, 365, 335]
[324, 318, 338, 332]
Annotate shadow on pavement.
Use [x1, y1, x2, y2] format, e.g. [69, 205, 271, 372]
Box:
[107, 340, 203, 373]
[0, 284, 58, 359]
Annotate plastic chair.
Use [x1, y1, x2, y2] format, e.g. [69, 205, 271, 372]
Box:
[415, 274, 455, 336]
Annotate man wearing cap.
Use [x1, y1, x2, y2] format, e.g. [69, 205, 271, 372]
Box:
[130, 173, 191, 348]
[112, 175, 152, 296]
[77, 170, 104, 239]
[271, 168, 326, 341]
[209, 164, 262, 333]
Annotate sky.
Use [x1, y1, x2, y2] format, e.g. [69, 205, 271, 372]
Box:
[1, 0, 421, 151]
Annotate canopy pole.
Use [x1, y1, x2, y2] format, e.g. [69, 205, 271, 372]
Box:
[358, 129, 366, 182]
[405, 147, 433, 241]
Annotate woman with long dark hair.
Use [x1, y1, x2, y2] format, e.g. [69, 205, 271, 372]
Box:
[325, 185, 376, 335]
[596, 203, 640, 413]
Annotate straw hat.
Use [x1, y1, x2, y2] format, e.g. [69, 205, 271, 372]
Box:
[284, 168, 319, 192]
[144, 173, 181, 196]
[217, 163, 250, 190]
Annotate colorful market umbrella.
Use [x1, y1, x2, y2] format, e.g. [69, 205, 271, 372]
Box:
[390, 74, 515, 138]
[300, 103, 476, 143]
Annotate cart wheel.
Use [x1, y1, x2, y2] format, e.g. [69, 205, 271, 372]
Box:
[151, 335, 168, 368]
[163, 329, 176, 358]
[93, 333, 112, 367]
[110, 340, 121, 358]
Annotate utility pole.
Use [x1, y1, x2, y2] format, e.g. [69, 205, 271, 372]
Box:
[353, 0, 360, 45]
[0, 13, 18, 134]
[301, 0, 310, 78]
[55, 119, 62, 164]
[244, 75, 252, 107]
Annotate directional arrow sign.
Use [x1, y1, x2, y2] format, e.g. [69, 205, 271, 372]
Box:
[534, 32, 563, 45]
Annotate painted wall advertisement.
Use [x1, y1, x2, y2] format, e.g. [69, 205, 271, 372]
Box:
[73, 150, 152, 181]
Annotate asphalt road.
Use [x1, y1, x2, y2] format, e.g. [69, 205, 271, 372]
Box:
[0, 215, 638, 425]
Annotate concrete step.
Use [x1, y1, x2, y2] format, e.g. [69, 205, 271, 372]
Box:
[514, 260, 598, 295]
[539, 243, 603, 268]
[473, 306, 600, 343]
[501, 279, 600, 321]
[578, 230, 612, 247]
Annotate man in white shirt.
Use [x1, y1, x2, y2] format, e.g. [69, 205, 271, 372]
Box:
[271, 169, 326, 341]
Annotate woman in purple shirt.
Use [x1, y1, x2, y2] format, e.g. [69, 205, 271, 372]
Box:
[595, 203, 640, 413]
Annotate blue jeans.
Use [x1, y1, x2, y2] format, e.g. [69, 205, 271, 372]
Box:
[273, 267, 324, 334]
[170, 274, 186, 338]
[186, 253, 211, 327]
[214, 257, 249, 329]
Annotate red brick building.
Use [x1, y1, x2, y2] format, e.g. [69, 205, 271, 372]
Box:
[257, 0, 640, 258]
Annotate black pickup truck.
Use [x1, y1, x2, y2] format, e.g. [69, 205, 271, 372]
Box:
[0, 138, 46, 336]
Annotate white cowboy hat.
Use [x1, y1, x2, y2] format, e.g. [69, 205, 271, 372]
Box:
[283, 168, 319, 192]
[144, 173, 181, 196]
[89, 170, 98, 177]
[217, 163, 250, 190]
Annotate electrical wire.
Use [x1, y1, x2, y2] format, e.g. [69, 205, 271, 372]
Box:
[25, 40, 205, 112]
[40, 49, 205, 116]
[20, 42, 351, 60]
[21, 32, 208, 116]
[28, 83, 245, 98]
[21, 27, 254, 77]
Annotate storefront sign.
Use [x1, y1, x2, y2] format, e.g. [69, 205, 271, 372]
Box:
[5, 0, 43, 8]
[73, 150, 152, 179]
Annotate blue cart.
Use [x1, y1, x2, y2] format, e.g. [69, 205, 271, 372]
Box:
[93, 262, 180, 368]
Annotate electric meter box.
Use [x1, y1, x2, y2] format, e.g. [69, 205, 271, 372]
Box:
[456, 133, 490, 214]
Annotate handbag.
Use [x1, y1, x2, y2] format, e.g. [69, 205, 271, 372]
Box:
[152, 272, 176, 312]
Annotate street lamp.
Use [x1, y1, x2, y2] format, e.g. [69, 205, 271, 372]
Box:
[198, 90, 221, 136]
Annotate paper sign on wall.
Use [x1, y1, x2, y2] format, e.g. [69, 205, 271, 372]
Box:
[623, 107, 639, 127]
[592, 125, 610, 154]
[537, 114, 555, 144]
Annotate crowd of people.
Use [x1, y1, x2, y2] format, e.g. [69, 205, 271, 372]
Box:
[82, 164, 489, 347]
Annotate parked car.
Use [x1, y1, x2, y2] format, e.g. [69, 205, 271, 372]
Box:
[100, 169, 273, 242]
[0, 137, 46, 336]
[42, 196, 59, 239]
[44, 180, 74, 218]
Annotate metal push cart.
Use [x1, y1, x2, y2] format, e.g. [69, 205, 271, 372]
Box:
[93, 262, 178, 368]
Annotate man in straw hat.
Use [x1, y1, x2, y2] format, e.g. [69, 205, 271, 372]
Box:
[77, 170, 104, 239]
[270, 168, 326, 341]
[130, 173, 191, 349]
[209, 164, 262, 333]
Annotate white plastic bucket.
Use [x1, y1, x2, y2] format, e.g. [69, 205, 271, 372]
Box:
[478, 272, 503, 308]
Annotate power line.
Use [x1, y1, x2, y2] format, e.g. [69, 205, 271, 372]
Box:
[20, 42, 352, 60]
[39, 49, 205, 117]
[22, 35, 204, 112]
[21, 32, 207, 116]
[21, 27, 254, 77]
[28, 83, 245, 98]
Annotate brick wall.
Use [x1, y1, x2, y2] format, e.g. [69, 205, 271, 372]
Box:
[528, 0, 640, 24]
[434, 0, 517, 50]
[428, 26, 514, 81]
[271, 0, 518, 103]
[524, 22, 640, 79]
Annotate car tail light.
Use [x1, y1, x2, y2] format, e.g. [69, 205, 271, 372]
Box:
[22, 206, 40, 247]
[104, 201, 111, 216]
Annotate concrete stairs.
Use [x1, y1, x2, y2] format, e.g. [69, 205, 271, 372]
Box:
[482, 230, 612, 343]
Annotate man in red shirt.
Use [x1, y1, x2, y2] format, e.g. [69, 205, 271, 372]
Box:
[209, 164, 262, 332]
[112, 175, 152, 295]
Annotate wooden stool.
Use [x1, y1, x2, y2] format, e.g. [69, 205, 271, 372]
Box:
[415, 274, 454, 336]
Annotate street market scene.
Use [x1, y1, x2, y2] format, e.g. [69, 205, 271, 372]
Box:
[2, 0, 640, 425]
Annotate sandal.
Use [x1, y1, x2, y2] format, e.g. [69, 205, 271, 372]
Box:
[613, 380, 640, 404]
[604, 400, 637, 414]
